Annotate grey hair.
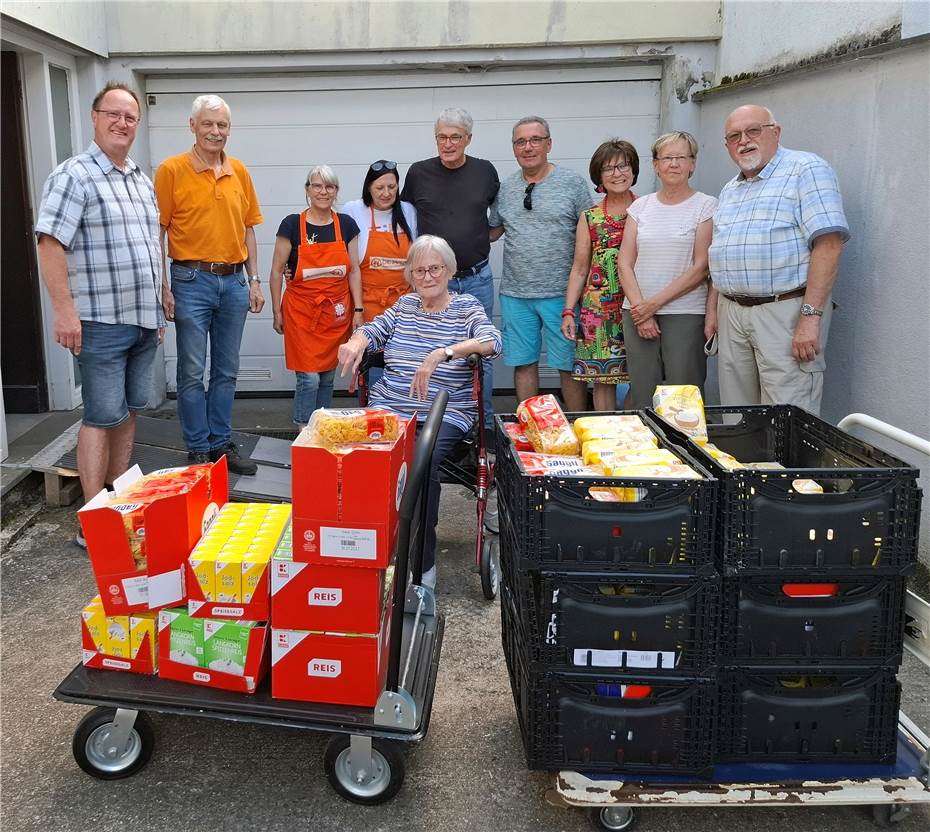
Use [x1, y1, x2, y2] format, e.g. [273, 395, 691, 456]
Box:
[404, 235, 457, 286]
[305, 165, 339, 188]
[512, 116, 550, 138]
[435, 107, 473, 135]
[191, 94, 230, 121]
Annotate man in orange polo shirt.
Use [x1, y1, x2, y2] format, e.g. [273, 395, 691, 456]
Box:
[155, 94, 264, 475]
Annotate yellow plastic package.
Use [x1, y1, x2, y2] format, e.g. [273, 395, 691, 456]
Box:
[600, 462, 701, 502]
[583, 446, 680, 469]
[516, 394, 580, 456]
[573, 415, 648, 443]
[652, 384, 708, 443]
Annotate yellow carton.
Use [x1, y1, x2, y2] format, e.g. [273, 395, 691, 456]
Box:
[130, 611, 157, 663]
[82, 596, 109, 653]
[190, 553, 217, 602]
[215, 552, 242, 603]
[107, 615, 132, 658]
[241, 552, 269, 604]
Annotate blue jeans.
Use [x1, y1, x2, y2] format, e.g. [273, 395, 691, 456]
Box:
[171, 264, 249, 453]
[448, 263, 496, 437]
[294, 369, 335, 424]
[78, 321, 158, 427]
[421, 419, 468, 575]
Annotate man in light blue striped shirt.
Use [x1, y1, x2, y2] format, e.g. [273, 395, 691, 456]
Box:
[708, 104, 849, 414]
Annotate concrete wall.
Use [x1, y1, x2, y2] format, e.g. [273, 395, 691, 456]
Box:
[716, 0, 901, 78]
[693, 39, 930, 562]
[2, 1, 108, 57]
[104, 0, 721, 54]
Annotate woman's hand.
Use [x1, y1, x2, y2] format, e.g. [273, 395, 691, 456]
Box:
[630, 297, 659, 325]
[409, 349, 443, 401]
[352, 310, 364, 331]
[636, 317, 661, 340]
[272, 310, 284, 335]
[337, 334, 367, 380]
[560, 314, 576, 341]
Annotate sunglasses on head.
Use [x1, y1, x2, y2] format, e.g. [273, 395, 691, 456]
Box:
[523, 182, 536, 210]
[370, 160, 398, 173]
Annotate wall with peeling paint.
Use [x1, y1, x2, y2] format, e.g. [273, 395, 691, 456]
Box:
[694, 40, 930, 564]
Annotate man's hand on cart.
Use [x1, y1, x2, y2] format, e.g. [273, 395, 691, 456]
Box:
[337, 332, 368, 394]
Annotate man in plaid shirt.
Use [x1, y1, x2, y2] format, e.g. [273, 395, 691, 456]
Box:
[708, 104, 849, 414]
[36, 83, 162, 539]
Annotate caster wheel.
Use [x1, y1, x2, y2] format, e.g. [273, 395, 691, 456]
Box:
[72, 707, 154, 780]
[324, 735, 405, 805]
[590, 806, 636, 831]
[480, 536, 500, 600]
[871, 803, 911, 828]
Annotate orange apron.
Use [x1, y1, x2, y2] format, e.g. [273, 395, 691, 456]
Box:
[360, 206, 411, 322]
[282, 209, 352, 372]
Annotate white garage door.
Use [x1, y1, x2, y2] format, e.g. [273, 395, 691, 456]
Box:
[146, 64, 661, 393]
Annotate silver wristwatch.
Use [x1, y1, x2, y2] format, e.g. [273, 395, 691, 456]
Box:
[249, 275, 262, 284]
[799, 303, 823, 317]
[443, 347, 454, 362]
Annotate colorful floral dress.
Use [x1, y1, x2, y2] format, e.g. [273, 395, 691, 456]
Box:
[572, 197, 633, 383]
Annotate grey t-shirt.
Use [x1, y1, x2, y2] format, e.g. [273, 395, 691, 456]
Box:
[489, 165, 593, 298]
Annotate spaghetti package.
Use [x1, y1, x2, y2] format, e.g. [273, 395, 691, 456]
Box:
[517, 452, 597, 477]
[298, 408, 404, 451]
[652, 384, 708, 443]
[503, 422, 535, 451]
[516, 394, 580, 456]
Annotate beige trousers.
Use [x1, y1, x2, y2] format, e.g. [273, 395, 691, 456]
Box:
[717, 293, 833, 415]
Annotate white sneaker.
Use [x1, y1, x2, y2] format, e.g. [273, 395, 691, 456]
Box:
[421, 566, 437, 589]
[75, 530, 87, 549]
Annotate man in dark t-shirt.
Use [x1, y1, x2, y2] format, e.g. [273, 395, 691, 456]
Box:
[401, 107, 500, 430]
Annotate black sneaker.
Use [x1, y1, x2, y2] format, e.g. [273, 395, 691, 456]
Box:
[209, 442, 257, 476]
[188, 451, 211, 465]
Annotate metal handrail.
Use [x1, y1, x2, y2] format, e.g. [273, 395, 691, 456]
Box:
[837, 413, 930, 458]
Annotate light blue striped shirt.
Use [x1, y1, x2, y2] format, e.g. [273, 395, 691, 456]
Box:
[362, 292, 502, 432]
[709, 146, 849, 296]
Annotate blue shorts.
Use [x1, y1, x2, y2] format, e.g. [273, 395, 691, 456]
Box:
[500, 295, 574, 371]
[77, 321, 158, 428]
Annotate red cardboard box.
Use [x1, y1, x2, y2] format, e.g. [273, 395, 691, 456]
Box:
[270, 560, 390, 633]
[270, 591, 393, 707]
[78, 460, 228, 615]
[156, 609, 269, 694]
[80, 619, 156, 675]
[291, 417, 415, 568]
[186, 561, 270, 621]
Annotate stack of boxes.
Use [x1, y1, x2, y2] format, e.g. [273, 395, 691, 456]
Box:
[269, 412, 415, 707]
[495, 406, 721, 775]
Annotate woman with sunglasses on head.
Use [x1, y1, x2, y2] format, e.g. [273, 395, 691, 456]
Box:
[617, 131, 718, 409]
[561, 139, 639, 412]
[269, 165, 363, 425]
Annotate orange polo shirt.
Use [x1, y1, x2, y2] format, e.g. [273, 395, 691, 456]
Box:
[154, 148, 263, 263]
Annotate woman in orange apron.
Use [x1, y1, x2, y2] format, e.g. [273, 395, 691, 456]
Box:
[269, 165, 362, 424]
[343, 159, 418, 387]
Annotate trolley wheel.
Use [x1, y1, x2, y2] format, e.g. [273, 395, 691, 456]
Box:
[480, 535, 500, 600]
[323, 735, 405, 805]
[72, 707, 154, 780]
[590, 806, 636, 831]
[871, 803, 912, 828]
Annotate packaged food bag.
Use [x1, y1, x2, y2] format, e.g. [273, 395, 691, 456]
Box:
[583, 446, 680, 469]
[573, 415, 649, 443]
[516, 394, 580, 456]
[701, 443, 743, 470]
[744, 460, 824, 494]
[503, 422, 535, 451]
[517, 452, 598, 477]
[298, 408, 404, 450]
[600, 462, 702, 502]
[652, 384, 708, 443]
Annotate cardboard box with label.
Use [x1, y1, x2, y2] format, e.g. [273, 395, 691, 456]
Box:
[78, 460, 228, 615]
[80, 595, 158, 674]
[291, 416, 415, 569]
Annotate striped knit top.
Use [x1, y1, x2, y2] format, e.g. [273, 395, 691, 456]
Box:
[361, 292, 502, 432]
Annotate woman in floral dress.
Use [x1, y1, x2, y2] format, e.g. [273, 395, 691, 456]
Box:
[561, 139, 639, 411]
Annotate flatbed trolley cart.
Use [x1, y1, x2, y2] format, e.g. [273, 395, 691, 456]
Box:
[546, 414, 930, 831]
[53, 393, 451, 805]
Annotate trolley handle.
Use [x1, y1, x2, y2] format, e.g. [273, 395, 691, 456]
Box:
[386, 391, 448, 693]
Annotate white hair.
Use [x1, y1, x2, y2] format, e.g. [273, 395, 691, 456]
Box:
[305, 164, 339, 188]
[404, 235, 457, 286]
[191, 94, 230, 121]
[435, 107, 473, 134]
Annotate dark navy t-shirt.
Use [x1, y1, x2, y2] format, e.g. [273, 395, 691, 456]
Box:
[276, 212, 361, 274]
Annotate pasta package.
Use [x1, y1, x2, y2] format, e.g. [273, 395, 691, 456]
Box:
[517, 452, 597, 477]
[652, 384, 708, 443]
[503, 422, 535, 451]
[298, 408, 404, 450]
[702, 443, 743, 470]
[581, 434, 658, 466]
[583, 446, 680, 469]
[573, 415, 649, 443]
[517, 394, 580, 455]
[600, 462, 702, 502]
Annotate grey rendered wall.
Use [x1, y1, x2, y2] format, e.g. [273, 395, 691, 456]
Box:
[692, 40, 930, 565]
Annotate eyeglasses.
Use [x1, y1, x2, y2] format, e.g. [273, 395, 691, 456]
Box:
[94, 109, 140, 126]
[512, 135, 550, 149]
[523, 182, 536, 210]
[656, 155, 693, 165]
[724, 123, 776, 146]
[370, 160, 397, 173]
[411, 264, 446, 279]
[308, 182, 338, 193]
[601, 163, 632, 175]
[436, 133, 466, 145]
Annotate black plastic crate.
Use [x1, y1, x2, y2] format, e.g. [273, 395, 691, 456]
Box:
[721, 576, 906, 667]
[645, 405, 922, 575]
[509, 568, 721, 675]
[494, 414, 717, 575]
[717, 669, 899, 763]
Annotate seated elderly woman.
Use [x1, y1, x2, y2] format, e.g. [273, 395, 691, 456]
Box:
[337, 234, 502, 588]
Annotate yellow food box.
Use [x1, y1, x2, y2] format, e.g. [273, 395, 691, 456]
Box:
[190, 553, 217, 602]
[130, 611, 157, 662]
[81, 596, 109, 653]
[215, 552, 242, 603]
[241, 552, 269, 604]
[106, 615, 132, 658]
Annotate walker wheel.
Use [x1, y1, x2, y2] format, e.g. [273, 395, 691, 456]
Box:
[480, 535, 500, 600]
[590, 805, 636, 831]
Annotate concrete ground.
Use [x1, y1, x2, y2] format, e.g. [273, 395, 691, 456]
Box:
[2, 398, 929, 832]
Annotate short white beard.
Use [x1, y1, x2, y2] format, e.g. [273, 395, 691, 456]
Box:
[737, 151, 762, 172]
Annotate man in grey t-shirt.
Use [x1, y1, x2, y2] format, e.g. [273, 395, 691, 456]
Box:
[489, 116, 592, 410]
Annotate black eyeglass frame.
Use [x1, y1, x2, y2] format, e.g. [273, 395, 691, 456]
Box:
[523, 182, 536, 210]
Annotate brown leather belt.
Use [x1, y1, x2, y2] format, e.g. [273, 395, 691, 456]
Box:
[173, 259, 244, 276]
[722, 286, 806, 307]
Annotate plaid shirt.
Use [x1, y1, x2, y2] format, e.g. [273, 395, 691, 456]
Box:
[35, 142, 163, 329]
[709, 146, 849, 296]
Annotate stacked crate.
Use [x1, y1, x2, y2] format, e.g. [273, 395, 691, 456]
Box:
[649, 405, 920, 765]
[495, 413, 721, 776]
